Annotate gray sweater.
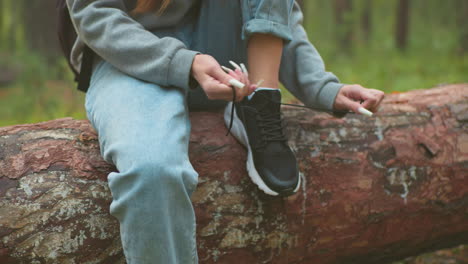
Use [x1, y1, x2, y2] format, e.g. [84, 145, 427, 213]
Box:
[67, 0, 343, 111]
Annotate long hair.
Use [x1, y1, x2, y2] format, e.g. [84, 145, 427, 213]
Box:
[132, 0, 172, 15]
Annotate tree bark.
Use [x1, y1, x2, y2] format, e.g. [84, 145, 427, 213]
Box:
[0, 84, 467, 264]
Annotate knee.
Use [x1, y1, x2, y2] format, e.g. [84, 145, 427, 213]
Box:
[133, 158, 199, 195]
[108, 159, 198, 221]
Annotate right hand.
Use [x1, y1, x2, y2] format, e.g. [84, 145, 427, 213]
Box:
[191, 54, 254, 102]
[333, 84, 385, 113]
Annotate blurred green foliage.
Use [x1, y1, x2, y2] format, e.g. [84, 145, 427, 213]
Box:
[0, 0, 467, 126]
[303, 0, 467, 92]
[0, 51, 86, 127]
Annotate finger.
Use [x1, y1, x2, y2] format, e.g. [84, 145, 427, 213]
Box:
[202, 71, 240, 101]
[235, 87, 245, 102]
[228, 70, 241, 80]
[239, 83, 249, 100]
[232, 78, 247, 102]
[219, 83, 244, 102]
[363, 90, 384, 112]
[229, 60, 242, 71]
[229, 68, 249, 99]
[212, 66, 244, 89]
[221, 66, 233, 74]
[248, 84, 257, 95]
[204, 81, 234, 101]
[240, 63, 249, 77]
[242, 82, 250, 98]
[360, 90, 379, 110]
[370, 90, 385, 112]
[234, 68, 250, 97]
[342, 96, 365, 114]
[357, 107, 373, 117]
[234, 68, 244, 80]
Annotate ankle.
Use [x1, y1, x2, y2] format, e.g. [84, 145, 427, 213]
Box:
[255, 80, 279, 89]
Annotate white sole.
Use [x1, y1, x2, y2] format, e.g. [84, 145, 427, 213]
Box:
[224, 102, 301, 196]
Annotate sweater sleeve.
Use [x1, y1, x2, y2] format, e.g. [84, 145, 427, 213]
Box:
[66, 0, 199, 90]
[279, 2, 344, 112]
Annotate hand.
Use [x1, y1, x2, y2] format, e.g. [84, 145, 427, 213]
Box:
[191, 54, 254, 102]
[223, 66, 257, 98]
[333, 84, 385, 114]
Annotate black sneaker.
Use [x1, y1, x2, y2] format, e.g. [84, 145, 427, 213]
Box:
[224, 89, 300, 196]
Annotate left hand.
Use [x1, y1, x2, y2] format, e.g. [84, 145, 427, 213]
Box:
[333, 84, 385, 114]
[225, 68, 256, 99]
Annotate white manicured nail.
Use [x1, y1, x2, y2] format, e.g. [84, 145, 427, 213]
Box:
[229, 79, 245, 89]
[358, 107, 373, 117]
[221, 66, 232, 73]
[240, 63, 248, 76]
[256, 79, 264, 86]
[229, 60, 242, 71]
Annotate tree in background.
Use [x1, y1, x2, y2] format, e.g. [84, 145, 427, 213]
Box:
[22, 0, 59, 60]
[456, 0, 468, 54]
[361, 0, 372, 42]
[395, 0, 410, 51]
[333, 0, 354, 53]
[0, 0, 25, 52]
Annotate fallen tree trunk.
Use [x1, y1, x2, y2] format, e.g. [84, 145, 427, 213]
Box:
[0, 84, 467, 264]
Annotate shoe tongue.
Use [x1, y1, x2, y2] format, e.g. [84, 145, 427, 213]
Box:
[249, 89, 281, 112]
[249, 89, 285, 152]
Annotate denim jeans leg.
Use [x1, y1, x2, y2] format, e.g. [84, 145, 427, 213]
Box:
[241, 0, 295, 41]
[85, 60, 198, 264]
[187, 0, 245, 111]
[192, 0, 294, 58]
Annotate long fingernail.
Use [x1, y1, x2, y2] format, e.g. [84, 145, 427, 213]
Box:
[221, 66, 233, 73]
[229, 60, 242, 71]
[229, 79, 245, 89]
[240, 63, 248, 76]
[358, 107, 373, 117]
[256, 79, 264, 86]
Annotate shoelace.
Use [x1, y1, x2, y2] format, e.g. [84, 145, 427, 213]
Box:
[226, 86, 351, 136]
[255, 111, 287, 150]
[226, 86, 237, 136]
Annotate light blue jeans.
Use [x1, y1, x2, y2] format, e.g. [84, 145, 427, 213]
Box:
[85, 0, 294, 263]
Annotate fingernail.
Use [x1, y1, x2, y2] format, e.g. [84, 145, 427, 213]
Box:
[229, 79, 245, 89]
[240, 63, 248, 75]
[229, 60, 242, 71]
[256, 79, 264, 86]
[221, 66, 232, 73]
[358, 107, 373, 117]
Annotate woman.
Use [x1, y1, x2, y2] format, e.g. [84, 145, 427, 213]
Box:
[67, 0, 384, 262]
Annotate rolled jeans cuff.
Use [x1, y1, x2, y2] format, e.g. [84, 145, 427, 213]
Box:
[242, 19, 292, 42]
